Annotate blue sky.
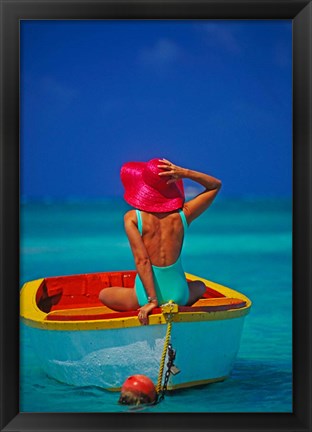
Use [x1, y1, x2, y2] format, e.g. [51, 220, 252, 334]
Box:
[20, 20, 292, 200]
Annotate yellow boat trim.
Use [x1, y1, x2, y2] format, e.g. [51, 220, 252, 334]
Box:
[105, 375, 228, 392]
[167, 375, 228, 391]
[20, 274, 252, 331]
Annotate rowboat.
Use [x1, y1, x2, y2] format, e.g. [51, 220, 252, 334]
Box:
[20, 270, 251, 391]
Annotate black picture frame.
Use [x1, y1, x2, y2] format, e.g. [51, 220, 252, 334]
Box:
[0, 1, 311, 431]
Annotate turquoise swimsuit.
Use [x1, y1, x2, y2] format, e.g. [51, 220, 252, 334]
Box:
[134, 209, 189, 307]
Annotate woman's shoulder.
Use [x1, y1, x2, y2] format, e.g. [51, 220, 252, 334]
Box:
[124, 209, 137, 222]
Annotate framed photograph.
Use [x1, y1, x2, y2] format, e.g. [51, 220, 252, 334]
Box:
[1, 1, 311, 431]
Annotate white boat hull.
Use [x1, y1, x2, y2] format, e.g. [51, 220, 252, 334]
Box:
[25, 315, 246, 390]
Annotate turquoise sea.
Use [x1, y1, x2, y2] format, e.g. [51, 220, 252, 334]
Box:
[19, 198, 292, 413]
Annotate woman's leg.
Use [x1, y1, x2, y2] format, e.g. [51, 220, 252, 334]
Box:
[186, 280, 206, 306]
[99, 287, 140, 311]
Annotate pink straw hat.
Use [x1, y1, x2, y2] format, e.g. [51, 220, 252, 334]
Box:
[120, 158, 185, 213]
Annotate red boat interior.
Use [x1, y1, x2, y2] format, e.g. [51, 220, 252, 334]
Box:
[36, 271, 247, 321]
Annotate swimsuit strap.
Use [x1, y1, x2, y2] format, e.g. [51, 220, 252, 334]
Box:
[136, 209, 187, 236]
[179, 209, 188, 232]
[136, 209, 143, 235]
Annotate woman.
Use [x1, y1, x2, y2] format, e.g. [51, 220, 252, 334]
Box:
[99, 158, 221, 325]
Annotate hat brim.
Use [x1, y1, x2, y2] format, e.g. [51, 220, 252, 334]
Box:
[120, 161, 185, 213]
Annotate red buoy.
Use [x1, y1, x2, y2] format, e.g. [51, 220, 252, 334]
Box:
[118, 374, 157, 405]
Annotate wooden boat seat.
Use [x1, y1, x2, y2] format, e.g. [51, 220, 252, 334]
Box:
[45, 297, 247, 321]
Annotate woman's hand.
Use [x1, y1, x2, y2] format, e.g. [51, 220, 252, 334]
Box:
[157, 159, 187, 184]
[158, 159, 222, 225]
[137, 301, 158, 325]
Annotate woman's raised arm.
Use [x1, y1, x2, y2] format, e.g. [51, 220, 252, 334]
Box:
[158, 159, 222, 225]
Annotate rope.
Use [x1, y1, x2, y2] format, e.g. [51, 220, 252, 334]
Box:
[156, 320, 172, 394]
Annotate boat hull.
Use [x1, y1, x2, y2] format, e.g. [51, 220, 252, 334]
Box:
[25, 314, 246, 390]
[20, 271, 251, 390]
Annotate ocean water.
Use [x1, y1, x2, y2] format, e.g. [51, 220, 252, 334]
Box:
[19, 198, 292, 413]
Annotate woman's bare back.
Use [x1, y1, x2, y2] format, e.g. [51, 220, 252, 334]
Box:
[136, 210, 185, 267]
